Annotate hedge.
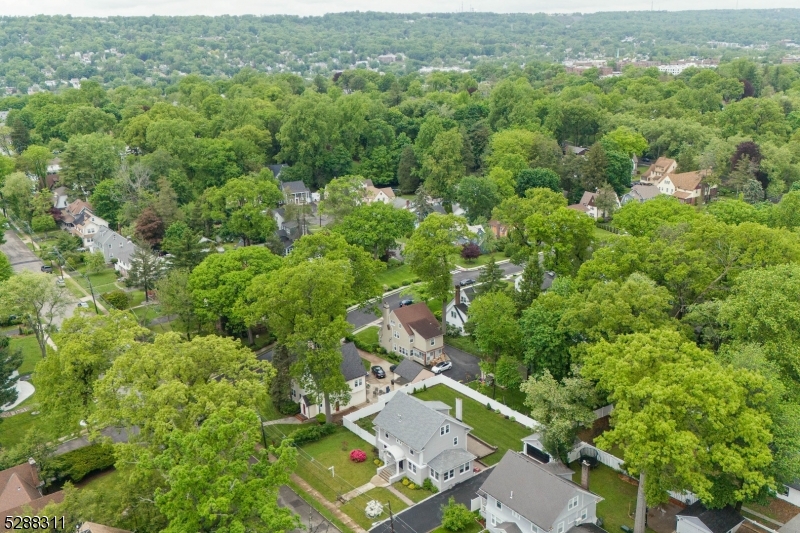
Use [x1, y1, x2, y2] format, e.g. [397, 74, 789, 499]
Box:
[47, 443, 115, 483]
[289, 423, 337, 446]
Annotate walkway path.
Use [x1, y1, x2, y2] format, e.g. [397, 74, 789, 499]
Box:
[341, 482, 375, 502]
[386, 485, 414, 506]
[291, 474, 367, 533]
[263, 417, 304, 426]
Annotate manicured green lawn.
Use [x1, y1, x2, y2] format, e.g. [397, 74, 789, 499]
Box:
[354, 326, 380, 351]
[468, 381, 529, 415]
[452, 253, 498, 269]
[74, 268, 120, 293]
[0, 409, 47, 448]
[376, 264, 415, 289]
[392, 480, 432, 503]
[64, 277, 87, 299]
[445, 335, 484, 357]
[77, 468, 122, 491]
[287, 480, 356, 533]
[257, 396, 284, 422]
[283, 425, 379, 502]
[129, 304, 166, 323]
[9, 335, 43, 374]
[127, 290, 146, 307]
[413, 385, 531, 465]
[340, 487, 409, 530]
[569, 463, 656, 533]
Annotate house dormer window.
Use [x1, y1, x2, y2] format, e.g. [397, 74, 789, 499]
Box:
[496, 500, 502, 509]
[430, 339, 435, 346]
[440, 424, 450, 436]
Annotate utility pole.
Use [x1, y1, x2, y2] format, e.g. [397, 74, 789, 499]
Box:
[86, 276, 99, 315]
[387, 501, 395, 533]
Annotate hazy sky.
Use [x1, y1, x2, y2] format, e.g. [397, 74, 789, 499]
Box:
[4, 0, 799, 17]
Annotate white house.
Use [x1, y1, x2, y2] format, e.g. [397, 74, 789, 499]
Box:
[291, 342, 367, 419]
[72, 212, 109, 249]
[93, 227, 136, 276]
[675, 502, 743, 533]
[566, 191, 620, 220]
[444, 285, 477, 335]
[373, 392, 476, 490]
[478, 451, 604, 533]
[281, 181, 312, 204]
[779, 480, 800, 507]
[47, 158, 61, 175]
[363, 181, 396, 205]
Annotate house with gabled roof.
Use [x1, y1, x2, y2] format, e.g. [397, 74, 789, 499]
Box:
[478, 451, 604, 533]
[0, 460, 64, 522]
[281, 180, 312, 204]
[567, 191, 620, 220]
[374, 392, 476, 489]
[642, 157, 677, 183]
[391, 358, 434, 386]
[379, 303, 444, 365]
[675, 501, 744, 533]
[290, 342, 367, 419]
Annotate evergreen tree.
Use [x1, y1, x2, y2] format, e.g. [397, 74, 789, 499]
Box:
[127, 245, 165, 303]
[514, 259, 545, 314]
[0, 337, 23, 413]
[477, 255, 504, 293]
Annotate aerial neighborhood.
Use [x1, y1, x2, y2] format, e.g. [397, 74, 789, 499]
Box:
[2, 8, 800, 533]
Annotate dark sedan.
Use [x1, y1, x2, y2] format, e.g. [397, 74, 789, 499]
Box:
[371, 366, 386, 379]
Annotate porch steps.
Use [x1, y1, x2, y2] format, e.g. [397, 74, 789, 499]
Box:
[379, 468, 392, 482]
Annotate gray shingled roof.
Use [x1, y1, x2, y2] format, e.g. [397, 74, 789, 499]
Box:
[282, 180, 310, 194]
[393, 359, 426, 383]
[427, 448, 476, 473]
[421, 401, 451, 413]
[497, 523, 523, 533]
[677, 502, 743, 533]
[479, 452, 599, 530]
[373, 392, 469, 451]
[94, 227, 137, 267]
[340, 342, 366, 382]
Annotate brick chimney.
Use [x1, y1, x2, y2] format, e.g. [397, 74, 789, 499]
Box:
[382, 302, 390, 329]
[454, 284, 461, 307]
[581, 460, 590, 490]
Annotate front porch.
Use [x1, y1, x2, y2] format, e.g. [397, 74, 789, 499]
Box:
[378, 444, 408, 484]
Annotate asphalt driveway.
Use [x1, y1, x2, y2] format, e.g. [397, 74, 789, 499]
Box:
[370, 468, 492, 533]
[443, 344, 481, 383]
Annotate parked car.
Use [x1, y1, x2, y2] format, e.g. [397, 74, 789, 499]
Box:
[76, 302, 89, 308]
[40, 265, 53, 273]
[56, 278, 65, 287]
[399, 298, 413, 307]
[371, 366, 386, 379]
[459, 278, 474, 286]
[389, 364, 398, 373]
[431, 361, 453, 374]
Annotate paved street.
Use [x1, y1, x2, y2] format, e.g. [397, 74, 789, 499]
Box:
[370, 468, 492, 533]
[1, 230, 44, 272]
[346, 262, 523, 329]
[1, 230, 80, 328]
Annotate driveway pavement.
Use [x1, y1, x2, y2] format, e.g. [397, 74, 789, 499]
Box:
[347, 262, 523, 329]
[442, 345, 481, 383]
[362, 350, 393, 397]
[370, 468, 492, 533]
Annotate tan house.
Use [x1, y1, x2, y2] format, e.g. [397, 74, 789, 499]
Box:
[660, 169, 716, 204]
[392, 358, 435, 385]
[365, 184, 396, 204]
[642, 157, 677, 183]
[379, 303, 444, 365]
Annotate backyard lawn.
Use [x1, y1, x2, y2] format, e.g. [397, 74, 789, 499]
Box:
[445, 335, 483, 357]
[376, 264, 415, 288]
[569, 463, 656, 533]
[9, 335, 43, 374]
[413, 385, 532, 465]
[340, 487, 409, 530]
[73, 267, 120, 293]
[0, 408, 44, 448]
[468, 381, 530, 416]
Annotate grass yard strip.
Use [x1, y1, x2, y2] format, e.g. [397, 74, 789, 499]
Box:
[340, 487, 409, 531]
[413, 385, 531, 466]
[391, 480, 431, 503]
[445, 336, 484, 357]
[467, 381, 529, 416]
[64, 277, 87, 299]
[287, 479, 355, 533]
[9, 335, 43, 374]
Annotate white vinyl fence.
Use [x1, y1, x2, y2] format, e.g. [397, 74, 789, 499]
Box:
[342, 375, 540, 447]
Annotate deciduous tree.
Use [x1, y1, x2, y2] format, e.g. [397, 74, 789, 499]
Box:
[155, 269, 197, 340]
[0, 337, 23, 413]
[466, 292, 521, 398]
[334, 202, 415, 260]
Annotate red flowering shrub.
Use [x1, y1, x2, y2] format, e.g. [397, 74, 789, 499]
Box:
[350, 449, 367, 462]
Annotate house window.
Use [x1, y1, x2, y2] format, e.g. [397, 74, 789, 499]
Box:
[440, 424, 450, 436]
[531, 523, 537, 532]
[512, 510, 520, 519]
[385, 432, 389, 438]
[396, 438, 401, 444]
[409, 449, 415, 456]
[409, 462, 417, 473]
[451, 311, 456, 318]
[496, 500, 502, 509]
[453, 436, 458, 446]
[557, 523, 564, 533]
[430, 339, 435, 346]
[461, 296, 467, 303]
[459, 462, 470, 474]
[580, 508, 587, 521]
[409, 337, 414, 343]
[568, 496, 579, 510]
[491, 515, 496, 526]
[430, 469, 439, 480]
